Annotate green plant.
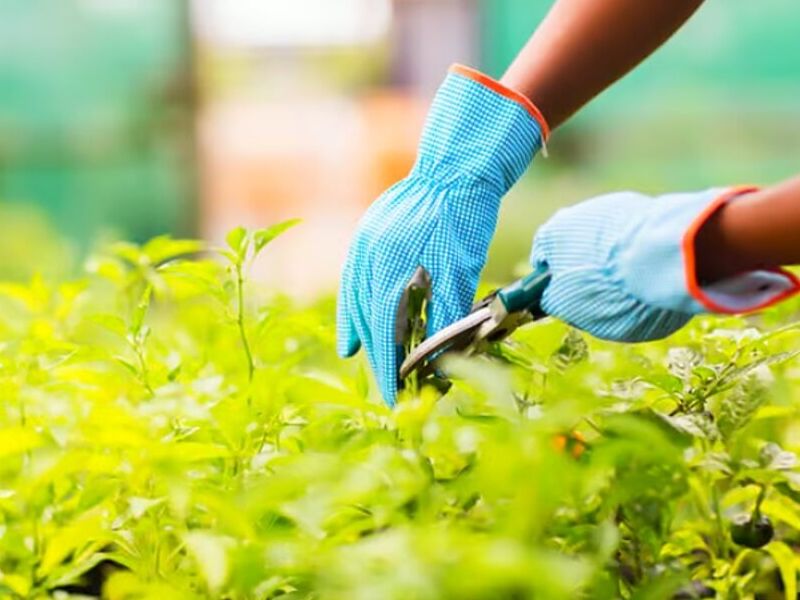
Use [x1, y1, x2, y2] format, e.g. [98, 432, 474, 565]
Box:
[0, 227, 799, 599]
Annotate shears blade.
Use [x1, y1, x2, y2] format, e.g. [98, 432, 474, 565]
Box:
[396, 265, 551, 390]
[399, 306, 492, 380]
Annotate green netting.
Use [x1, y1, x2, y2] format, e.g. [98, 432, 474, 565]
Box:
[480, 0, 800, 109]
[0, 0, 195, 245]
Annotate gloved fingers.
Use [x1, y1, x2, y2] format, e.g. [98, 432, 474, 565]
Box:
[426, 270, 475, 340]
[336, 262, 362, 358]
[336, 299, 361, 358]
[529, 246, 550, 275]
[369, 290, 405, 406]
[540, 269, 693, 342]
[529, 217, 557, 270]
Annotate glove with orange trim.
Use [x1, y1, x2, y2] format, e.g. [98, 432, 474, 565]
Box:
[531, 187, 800, 342]
[338, 65, 549, 405]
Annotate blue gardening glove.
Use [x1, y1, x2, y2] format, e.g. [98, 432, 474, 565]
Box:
[338, 65, 548, 404]
[532, 186, 800, 342]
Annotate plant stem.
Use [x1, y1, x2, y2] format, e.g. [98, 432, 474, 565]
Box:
[711, 483, 726, 556]
[753, 484, 767, 519]
[134, 340, 154, 396]
[705, 441, 730, 560]
[235, 263, 255, 386]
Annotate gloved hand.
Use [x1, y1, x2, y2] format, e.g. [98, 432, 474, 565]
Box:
[532, 186, 800, 341]
[338, 65, 549, 404]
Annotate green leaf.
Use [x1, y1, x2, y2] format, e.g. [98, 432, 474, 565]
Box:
[215, 247, 240, 265]
[185, 531, 231, 593]
[91, 314, 128, 337]
[601, 410, 693, 456]
[717, 350, 800, 390]
[760, 443, 798, 471]
[0, 427, 44, 458]
[142, 236, 205, 265]
[253, 218, 301, 256]
[39, 513, 105, 577]
[45, 551, 115, 590]
[667, 347, 702, 382]
[774, 482, 800, 505]
[0, 281, 40, 311]
[692, 364, 717, 383]
[629, 573, 685, 600]
[762, 495, 800, 530]
[355, 364, 370, 400]
[443, 355, 517, 419]
[85, 254, 128, 284]
[110, 240, 144, 266]
[115, 357, 139, 376]
[718, 376, 769, 440]
[130, 284, 153, 335]
[225, 227, 248, 260]
[658, 412, 717, 440]
[0, 573, 31, 597]
[645, 373, 683, 395]
[550, 329, 589, 371]
[764, 541, 797, 600]
[129, 496, 166, 519]
[154, 442, 232, 461]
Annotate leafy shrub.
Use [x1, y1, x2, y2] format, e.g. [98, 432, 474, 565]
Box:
[0, 226, 799, 599]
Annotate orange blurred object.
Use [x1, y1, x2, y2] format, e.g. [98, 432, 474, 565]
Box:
[360, 92, 428, 201]
[553, 431, 588, 460]
[198, 91, 426, 298]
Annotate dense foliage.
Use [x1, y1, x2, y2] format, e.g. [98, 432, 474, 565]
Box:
[1, 227, 800, 599]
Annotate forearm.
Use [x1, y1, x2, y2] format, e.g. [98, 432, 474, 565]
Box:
[501, 0, 705, 128]
[696, 178, 800, 283]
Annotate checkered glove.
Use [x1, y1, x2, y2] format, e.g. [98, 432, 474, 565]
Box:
[532, 187, 800, 342]
[337, 65, 548, 405]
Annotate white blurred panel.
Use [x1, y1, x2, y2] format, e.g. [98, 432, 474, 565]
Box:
[193, 0, 392, 47]
[391, 0, 479, 97]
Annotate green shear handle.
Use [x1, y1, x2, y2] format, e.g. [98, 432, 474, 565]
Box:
[496, 264, 551, 316]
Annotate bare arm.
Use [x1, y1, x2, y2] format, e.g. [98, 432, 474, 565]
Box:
[501, 0, 705, 129]
[499, 0, 800, 281]
[696, 178, 800, 282]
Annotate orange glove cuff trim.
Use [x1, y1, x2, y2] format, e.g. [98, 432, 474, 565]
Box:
[450, 64, 551, 141]
[682, 185, 800, 314]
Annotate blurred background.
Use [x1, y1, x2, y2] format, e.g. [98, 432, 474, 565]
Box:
[0, 0, 798, 293]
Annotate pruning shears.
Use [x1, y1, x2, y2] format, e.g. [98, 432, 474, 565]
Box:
[397, 265, 552, 388]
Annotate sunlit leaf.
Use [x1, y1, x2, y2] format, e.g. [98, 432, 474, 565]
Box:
[253, 219, 301, 256]
[142, 236, 205, 265]
[225, 226, 248, 259]
[130, 284, 153, 335]
[764, 541, 797, 600]
[39, 513, 106, 577]
[0, 227, 797, 599]
[185, 531, 231, 592]
[0, 427, 43, 458]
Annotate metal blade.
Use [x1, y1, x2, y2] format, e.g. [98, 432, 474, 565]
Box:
[399, 306, 493, 380]
[395, 266, 432, 345]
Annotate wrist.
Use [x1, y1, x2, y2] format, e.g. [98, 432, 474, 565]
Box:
[694, 197, 758, 284]
[696, 180, 800, 285]
[615, 187, 800, 316]
[413, 65, 549, 191]
[452, 65, 550, 141]
[683, 187, 800, 314]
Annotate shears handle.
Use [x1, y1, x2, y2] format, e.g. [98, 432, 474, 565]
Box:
[496, 265, 551, 316]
